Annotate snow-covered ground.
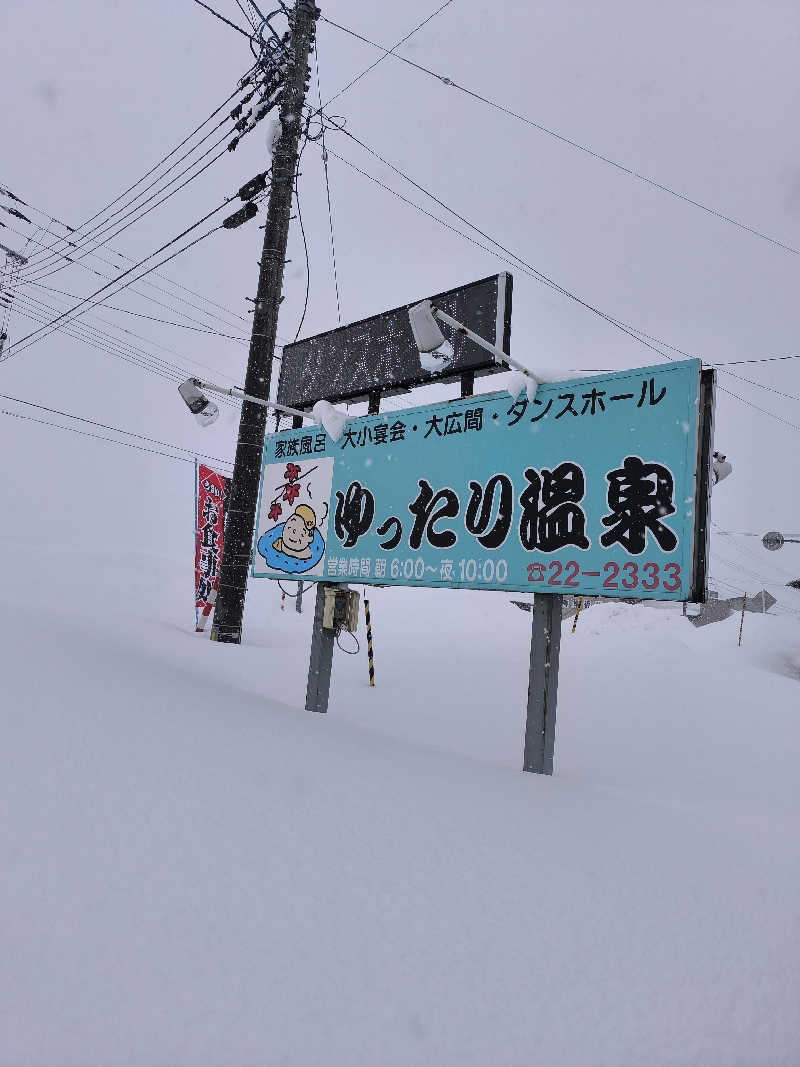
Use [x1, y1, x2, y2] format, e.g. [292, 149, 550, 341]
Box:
[2, 450, 799, 1064]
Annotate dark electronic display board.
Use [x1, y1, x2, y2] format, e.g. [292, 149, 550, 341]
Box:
[277, 273, 512, 409]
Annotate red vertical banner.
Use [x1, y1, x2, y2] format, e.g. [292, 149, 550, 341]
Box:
[195, 463, 229, 631]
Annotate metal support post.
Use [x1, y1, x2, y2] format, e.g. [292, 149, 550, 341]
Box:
[523, 593, 563, 774]
[305, 582, 335, 713]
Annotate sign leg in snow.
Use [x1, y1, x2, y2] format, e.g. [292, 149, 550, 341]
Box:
[306, 583, 335, 714]
[524, 594, 563, 774]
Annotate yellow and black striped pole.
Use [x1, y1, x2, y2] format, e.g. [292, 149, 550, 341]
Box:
[738, 592, 747, 646]
[364, 597, 375, 687]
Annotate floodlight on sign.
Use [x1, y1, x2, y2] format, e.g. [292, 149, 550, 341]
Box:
[178, 379, 220, 428]
[408, 299, 447, 353]
[413, 301, 541, 402]
[311, 400, 348, 443]
[712, 451, 733, 486]
[505, 369, 539, 403]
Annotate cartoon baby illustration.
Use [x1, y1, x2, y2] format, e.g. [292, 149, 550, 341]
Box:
[272, 504, 317, 560]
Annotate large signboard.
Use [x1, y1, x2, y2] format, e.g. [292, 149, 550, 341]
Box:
[254, 359, 707, 600]
[276, 273, 512, 409]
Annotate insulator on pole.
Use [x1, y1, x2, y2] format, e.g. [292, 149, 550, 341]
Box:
[239, 173, 268, 201]
[222, 201, 258, 229]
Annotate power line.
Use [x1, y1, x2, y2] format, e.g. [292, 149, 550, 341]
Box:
[718, 368, 800, 404]
[29, 282, 248, 340]
[4, 211, 251, 333]
[315, 50, 341, 324]
[1, 406, 231, 466]
[322, 137, 678, 364]
[716, 386, 800, 432]
[9, 289, 185, 373]
[711, 523, 797, 580]
[11, 177, 255, 326]
[714, 528, 800, 539]
[21, 132, 229, 280]
[292, 159, 311, 342]
[9, 292, 218, 391]
[7, 223, 224, 365]
[7, 200, 231, 357]
[713, 353, 800, 368]
[23, 132, 234, 283]
[322, 137, 800, 437]
[9, 288, 243, 390]
[5, 198, 292, 359]
[190, 0, 253, 40]
[7, 233, 227, 371]
[0, 392, 233, 465]
[713, 550, 791, 586]
[3, 71, 251, 273]
[320, 0, 455, 111]
[10, 288, 191, 373]
[233, 0, 259, 32]
[321, 15, 800, 258]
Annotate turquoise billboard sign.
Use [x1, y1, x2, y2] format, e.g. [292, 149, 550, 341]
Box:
[253, 358, 705, 600]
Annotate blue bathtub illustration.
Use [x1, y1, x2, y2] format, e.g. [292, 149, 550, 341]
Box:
[256, 523, 325, 574]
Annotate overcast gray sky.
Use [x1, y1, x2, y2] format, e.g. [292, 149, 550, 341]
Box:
[2, 0, 799, 585]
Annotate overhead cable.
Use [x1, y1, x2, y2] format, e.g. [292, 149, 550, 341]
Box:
[292, 144, 312, 342]
[7, 226, 223, 364]
[716, 387, 800, 432]
[23, 133, 234, 283]
[7, 70, 252, 272]
[8, 288, 244, 388]
[6, 291, 234, 391]
[29, 282, 247, 340]
[315, 48, 342, 324]
[190, 0, 254, 39]
[0, 391, 233, 465]
[320, 0, 455, 111]
[6, 199, 231, 358]
[1, 406, 232, 467]
[3, 209, 251, 332]
[321, 138, 678, 364]
[712, 352, 800, 367]
[322, 138, 800, 436]
[321, 15, 800, 257]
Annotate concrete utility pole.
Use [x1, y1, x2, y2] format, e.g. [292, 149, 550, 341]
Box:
[212, 0, 320, 644]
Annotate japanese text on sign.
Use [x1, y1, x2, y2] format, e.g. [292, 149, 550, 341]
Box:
[253, 360, 702, 600]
